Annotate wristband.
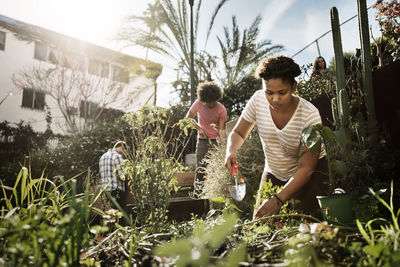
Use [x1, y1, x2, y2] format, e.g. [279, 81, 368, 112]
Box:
[274, 194, 285, 205]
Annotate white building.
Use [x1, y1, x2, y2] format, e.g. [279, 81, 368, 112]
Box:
[0, 14, 162, 134]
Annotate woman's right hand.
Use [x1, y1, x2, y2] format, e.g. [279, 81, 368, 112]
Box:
[225, 151, 238, 174]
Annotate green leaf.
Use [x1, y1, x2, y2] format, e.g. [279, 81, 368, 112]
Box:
[229, 203, 243, 213]
[154, 239, 192, 257]
[212, 197, 226, 204]
[207, 214, 237, 248]
[221, 243, 246, 267]
[363, 244, 385, 258]
[356, 219, 371, 244]
[20, 167, 29, 205]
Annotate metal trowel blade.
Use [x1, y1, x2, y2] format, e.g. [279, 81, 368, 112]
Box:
[228, 183, 246, 201]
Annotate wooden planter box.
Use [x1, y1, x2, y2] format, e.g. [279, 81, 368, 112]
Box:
[168, 197, 209, 221]
[123, 172, 209, 221]
[174, 171, 195, 186]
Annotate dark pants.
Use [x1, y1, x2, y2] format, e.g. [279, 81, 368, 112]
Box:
[260, 158, 329, 219]
[194, 138, 218, 195]
[110, 189, 125, 210]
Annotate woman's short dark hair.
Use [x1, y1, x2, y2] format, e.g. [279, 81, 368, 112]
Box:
[197, 81, 223, 102]
[255, 55, 301, 85]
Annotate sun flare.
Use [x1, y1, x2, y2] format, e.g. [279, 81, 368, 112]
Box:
[41, 0, 148, 45]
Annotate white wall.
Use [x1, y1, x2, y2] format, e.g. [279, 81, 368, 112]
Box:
[0, 30, 49, 131]
[0, 28, 156, 134]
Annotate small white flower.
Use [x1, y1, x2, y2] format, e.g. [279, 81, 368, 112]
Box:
[298, 223, 310, 233]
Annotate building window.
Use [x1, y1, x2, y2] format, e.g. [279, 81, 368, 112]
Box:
[63, 51, 85, 69]
[34, 41, 48, 61]
[88, 58, 101, 76]
[111, 65, 129, 83]
[21, 88, 46, 110]
[101, 61, 110, 78]
[89, 59, 109, 78]
[0, 31, 6, 51]
[80, 100, 99, 118]
[48, 47, 59, 65]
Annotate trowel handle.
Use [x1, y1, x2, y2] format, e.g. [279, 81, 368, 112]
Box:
[231, 165, 238, 175]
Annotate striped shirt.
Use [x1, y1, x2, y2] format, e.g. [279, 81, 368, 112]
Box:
[99, 149, 125, 191]
[241, 90, 326, 181]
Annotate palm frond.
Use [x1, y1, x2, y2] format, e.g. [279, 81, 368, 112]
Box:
[204, 0, 230, 48]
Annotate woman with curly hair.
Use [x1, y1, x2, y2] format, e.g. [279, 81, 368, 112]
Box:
[225, 55, 328, 220]
[186, 81, 227, 197]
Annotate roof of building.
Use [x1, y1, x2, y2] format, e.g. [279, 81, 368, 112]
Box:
[0, 14, 162, 77]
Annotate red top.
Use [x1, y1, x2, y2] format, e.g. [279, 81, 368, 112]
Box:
[189, 100, 227, 139]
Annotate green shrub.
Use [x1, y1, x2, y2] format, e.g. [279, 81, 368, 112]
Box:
[0, 168, 104, 266]
[296, 64, 336, 102]
[222, 75, 262, 119]
[254, 179, 292, 215]
[121, 105, 193, 229]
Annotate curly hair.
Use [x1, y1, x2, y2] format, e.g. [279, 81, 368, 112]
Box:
[197, 81, 223, 102]
[255, 55, 301, 85]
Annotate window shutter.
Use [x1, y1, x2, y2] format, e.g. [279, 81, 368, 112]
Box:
[34, 91, 45, 110]
[21, 88, 34, 108]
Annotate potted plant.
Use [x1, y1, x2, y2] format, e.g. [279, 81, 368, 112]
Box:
[301, 124, 353, 226]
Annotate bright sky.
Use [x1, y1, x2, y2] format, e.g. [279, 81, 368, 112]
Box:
[1, 0, 380, 107]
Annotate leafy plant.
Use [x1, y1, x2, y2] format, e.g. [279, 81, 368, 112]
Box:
[301, 124, 349, 194]
[0, 167, 74, 222]
[154, 213, 246, 267]
[121, 105, 193, 229]
[222, 75, 262, 118]
[297, 64, 336, 102]
[356, 181, 400, 266]
[254, 179, 293, 215]
[372, 0, 400, 61]
[284, 221, 354, 266]
[0, 168, 104, 266]
[212, 196, 243, 216]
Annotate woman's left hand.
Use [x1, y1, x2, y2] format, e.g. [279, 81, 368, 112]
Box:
[253, 196, 282, 222]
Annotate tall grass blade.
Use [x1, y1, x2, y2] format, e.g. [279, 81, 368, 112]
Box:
[20, 166, 28, 205]
[0, 179, 13, 211]
[12, 168, 24, 205]
[357, 219, 371, 244]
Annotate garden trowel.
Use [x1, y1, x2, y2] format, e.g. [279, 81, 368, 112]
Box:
[228, 165, 246, 201]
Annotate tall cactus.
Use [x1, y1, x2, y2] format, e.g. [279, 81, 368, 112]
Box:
[330, 7, 350, 131]
[357, 0, 378, 142]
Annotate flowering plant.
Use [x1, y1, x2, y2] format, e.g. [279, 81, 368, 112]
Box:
[373, 0, 400, 60]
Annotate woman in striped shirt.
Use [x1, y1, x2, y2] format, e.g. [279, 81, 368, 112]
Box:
[225, 55, 328, 221]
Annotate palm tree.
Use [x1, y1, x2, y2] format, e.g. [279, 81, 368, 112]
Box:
[216, 15, 283, 88]
[119, 0, 228, 85]
[118, 2, 167, 59]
